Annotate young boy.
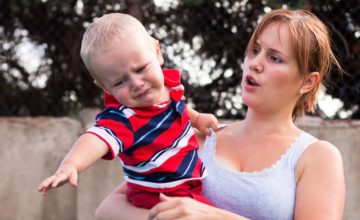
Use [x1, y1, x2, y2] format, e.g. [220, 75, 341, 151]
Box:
[38, 13, 218, 208]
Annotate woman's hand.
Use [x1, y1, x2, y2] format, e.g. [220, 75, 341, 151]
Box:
[148, 194, 247, 220]
[148, 194, 214, 220]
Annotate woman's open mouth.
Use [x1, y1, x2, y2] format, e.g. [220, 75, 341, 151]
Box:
[245, 75, 259, 86]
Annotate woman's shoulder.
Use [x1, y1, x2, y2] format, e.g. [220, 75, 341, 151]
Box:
[196, 120, 242, 150]
[297, 139, 343, 178]
[216, 120, 243, 138]
[301, 139, 342, 163]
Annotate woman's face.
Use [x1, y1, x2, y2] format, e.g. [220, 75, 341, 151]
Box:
[242, 22, 303, 115]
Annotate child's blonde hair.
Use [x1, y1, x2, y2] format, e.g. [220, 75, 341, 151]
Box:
[80, 13, 149, 78]
[246, 9, 342, 120]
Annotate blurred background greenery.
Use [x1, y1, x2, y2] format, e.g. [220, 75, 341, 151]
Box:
[0, 0, 358, 119]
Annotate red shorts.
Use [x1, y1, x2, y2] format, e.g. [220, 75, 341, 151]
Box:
[126, 180, 213, 209]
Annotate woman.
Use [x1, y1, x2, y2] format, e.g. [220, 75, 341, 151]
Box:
[95, 9, 345, 220]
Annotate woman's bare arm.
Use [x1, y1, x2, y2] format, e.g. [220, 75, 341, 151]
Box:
[94, 128, 224, 220]
[148, 194, 248, 220]
[95, 182, 149, 220]
[294, 140, 345, 219]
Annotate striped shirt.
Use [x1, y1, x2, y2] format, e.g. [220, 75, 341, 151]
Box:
[86, 69, 206, 191]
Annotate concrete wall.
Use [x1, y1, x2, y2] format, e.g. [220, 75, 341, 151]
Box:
[0, 108, 359, 220]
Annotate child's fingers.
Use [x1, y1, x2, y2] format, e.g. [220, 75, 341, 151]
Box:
[38, 187, 48, 196]
[41, 190, 48, 196]
[38, 176, 55, 191]
[38, 171, 72, 196]
[212, 123, 220, 131]
[218, 123, 227, 129]
[51, 172, 68, 188]
[207, 121, 219, 132]
[38, 176, 57, 196]
[205, 128, 212, 136]
[69, 171, 78, 187]
[200, 126, 211, 136]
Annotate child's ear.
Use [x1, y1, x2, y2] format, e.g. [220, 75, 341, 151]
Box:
[154, 39, 164, 66]
[94, 80, 102, 88]
[94, 80, 109, 93]
[300, 71, 320, 94]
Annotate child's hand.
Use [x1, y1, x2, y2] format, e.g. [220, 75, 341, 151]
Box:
[193, 113, 219, 136]
[37, 163, 78, 196]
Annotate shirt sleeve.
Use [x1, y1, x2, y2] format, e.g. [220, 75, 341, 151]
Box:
[85, 108, 134, 160]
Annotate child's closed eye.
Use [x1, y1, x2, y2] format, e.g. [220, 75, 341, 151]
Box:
[114, 77, 127, 87]
[135, 65, 146, 73]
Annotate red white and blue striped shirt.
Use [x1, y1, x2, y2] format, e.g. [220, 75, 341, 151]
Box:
[86, 69, 206, 191]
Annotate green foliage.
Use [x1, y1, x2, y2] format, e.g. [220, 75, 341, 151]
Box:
[266, 0, 307, 9]
[0, 0, 358, 118]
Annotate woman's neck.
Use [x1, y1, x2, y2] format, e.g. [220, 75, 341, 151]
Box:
[241, 109, 299, 137]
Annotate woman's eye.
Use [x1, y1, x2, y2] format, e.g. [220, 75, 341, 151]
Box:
[270, 56, 282, 63]
[252, 47, 260, 55]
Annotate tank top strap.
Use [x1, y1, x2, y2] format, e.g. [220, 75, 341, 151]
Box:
[286, 131, 318, 169]
[199, 129, 217, 159]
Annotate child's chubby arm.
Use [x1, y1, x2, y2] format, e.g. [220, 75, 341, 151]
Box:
[37, 133, 109, 196]
[187, 106, 219, 136]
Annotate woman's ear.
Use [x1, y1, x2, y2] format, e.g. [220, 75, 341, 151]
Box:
[300, 72, 320, 94]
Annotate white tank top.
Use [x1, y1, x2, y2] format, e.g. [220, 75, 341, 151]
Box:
[200, 130, 317, 220]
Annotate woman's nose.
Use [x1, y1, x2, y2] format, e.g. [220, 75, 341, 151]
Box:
[249, 56, 264, 73]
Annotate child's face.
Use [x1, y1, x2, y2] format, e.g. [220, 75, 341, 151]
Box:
[90, 34, 169, 108]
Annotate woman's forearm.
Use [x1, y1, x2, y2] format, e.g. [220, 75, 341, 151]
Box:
[148, 194, 249, 220]
[95, 183, 149, 220]
[213, 207, 249, 220]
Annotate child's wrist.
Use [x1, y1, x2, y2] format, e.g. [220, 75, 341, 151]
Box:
[60, 162, 77, 171]
[192, 113, 201, 128]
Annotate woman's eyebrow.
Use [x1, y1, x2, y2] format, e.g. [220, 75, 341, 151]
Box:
[255, 41, 288, 58]
[268, 48, 287, 57]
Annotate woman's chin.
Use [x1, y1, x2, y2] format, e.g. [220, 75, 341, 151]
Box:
[241, 96, 254, 107]
[242, 98, 263, 111]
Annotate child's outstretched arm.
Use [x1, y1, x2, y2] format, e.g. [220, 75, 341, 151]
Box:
[37, 133, 108, 196]
[187, 106, 219, 136]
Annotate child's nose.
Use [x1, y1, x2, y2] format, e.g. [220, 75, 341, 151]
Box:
[130, 76, 144, 89]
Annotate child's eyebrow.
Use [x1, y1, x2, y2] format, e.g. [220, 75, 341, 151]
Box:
[132, 61, 149, 70]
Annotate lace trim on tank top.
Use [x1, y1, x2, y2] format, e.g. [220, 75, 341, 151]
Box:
[202, 130, 317, 176]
